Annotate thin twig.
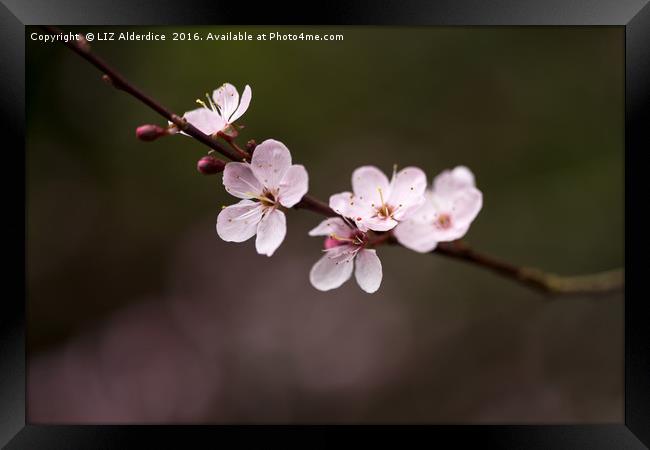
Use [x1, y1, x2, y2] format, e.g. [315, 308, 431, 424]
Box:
[44, 26, 624, 296]
[435, 241, 624, 296]
[42, 25, 332, 217]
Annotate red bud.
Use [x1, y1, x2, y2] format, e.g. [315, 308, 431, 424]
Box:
[136, 124, 167, 142]
[197, 156, 226, 175]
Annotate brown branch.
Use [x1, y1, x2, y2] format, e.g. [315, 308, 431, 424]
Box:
[434, 240, 624, 296]
[42, 25, 332, 218]
[44, 26, 624, 297]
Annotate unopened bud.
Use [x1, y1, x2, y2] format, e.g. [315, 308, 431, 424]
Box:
[136, 124, 167, 142]
[197, 156, 226, 175]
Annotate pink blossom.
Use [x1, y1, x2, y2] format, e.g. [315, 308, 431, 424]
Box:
[308, 218, 383, 293]
[216, 139, 308, 256]
[394, 166, 482, 253]
[329, 166, 427, 232]
[178, 83, 252, 136]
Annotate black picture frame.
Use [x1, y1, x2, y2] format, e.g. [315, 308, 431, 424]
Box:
[2, 0, 648, 447]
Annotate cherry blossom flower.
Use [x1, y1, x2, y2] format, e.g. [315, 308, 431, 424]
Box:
[394, 166, 482, 253]
[308, 218, 383, 293]
[329, 166, 427, 232]
[216, 139, 308, 256]
[178, 83, 252, 136]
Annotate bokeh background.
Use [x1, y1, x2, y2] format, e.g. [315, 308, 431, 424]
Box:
[26, 26, 624, 423]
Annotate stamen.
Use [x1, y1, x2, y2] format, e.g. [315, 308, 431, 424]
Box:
[195, 98, 208, 109]
[377, 187, 390, 218]
[245, 192, 270, 203]
[377, 187, 386, 207]
[206, 93, 217, 112]
[330, 233, 354, 243]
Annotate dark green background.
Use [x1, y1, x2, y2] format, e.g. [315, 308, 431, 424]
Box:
[27, 26, 623, 422]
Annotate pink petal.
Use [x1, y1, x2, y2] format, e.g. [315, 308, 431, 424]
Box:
[309, 246, 355, 291]
[216, 200, 263, 242]
[433, 165, 476, 196]
[278, 165, 309, 207]
[212, 83, 239, 122]
[250, 139, 292, 190]
[228, 85, 251, 123]
[329, 191, 375, 230]
[360, 216, 398, 232]
[182, 107, 226, 135]
[308, 217, 353, 238]
[393, 221, 438, 253]
[223, 162, 263, 199]
[329, 191, 354, 215]
[255, 209, 286, 256]
[450, 187, 483, 228]
[431, 223, 470, 242]
[354, 249, 382, 293]
[388, 166, 427, 221]
[351, 166, 390, 207]
[411, 190, 440, 222]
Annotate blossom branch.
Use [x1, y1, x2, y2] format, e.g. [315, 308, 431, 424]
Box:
[43, 25, 332, 217]
[434, 240, 624, 295]
[46, 27, 624, 297]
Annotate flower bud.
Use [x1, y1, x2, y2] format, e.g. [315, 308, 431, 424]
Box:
[136, 124, 167, 142]
[197, 156, 226, 175]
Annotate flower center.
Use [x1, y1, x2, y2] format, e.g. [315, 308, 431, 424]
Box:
[328, 230, 367, 248]
[196, 92, 218, 113]
[259, 189, 278, 207]
[374, 187, 395, 219]
[435, 213, 452, 229]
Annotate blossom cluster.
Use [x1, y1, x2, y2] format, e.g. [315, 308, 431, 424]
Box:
[179, 83, 483, 294]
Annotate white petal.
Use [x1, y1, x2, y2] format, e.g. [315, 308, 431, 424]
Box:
[228, 84, 251, 123]
[308, 217, 353, 237]
[360, 216, 398, 232]
[309, 246, 355, 291]
[212, 83, 239, 123]
[329, 191, 354, 216]
[250, 139, 292, 190]
[255, 209, 286, 257]
[329, 191, 375, 230]
[351, 166, 391, 207]
[182, 107, 226, 135]
[433, 165, 476, 196]
[430, 223, 470, 242]
[393, 221, 438, 253]
[388, 166, 428, 221]
[278, 165, 309, 207]
[451, 187, 483, 227]
[411, 190, 440, 223]
[222, 162, 263, 199]
[216, 200, 263, 242]
[354, 249, 382, 293]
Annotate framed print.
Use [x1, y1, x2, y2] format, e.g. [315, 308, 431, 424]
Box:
[1, 0, 649, 447]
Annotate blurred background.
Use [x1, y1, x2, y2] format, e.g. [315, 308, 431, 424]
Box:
[26, 26, 623, 423]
